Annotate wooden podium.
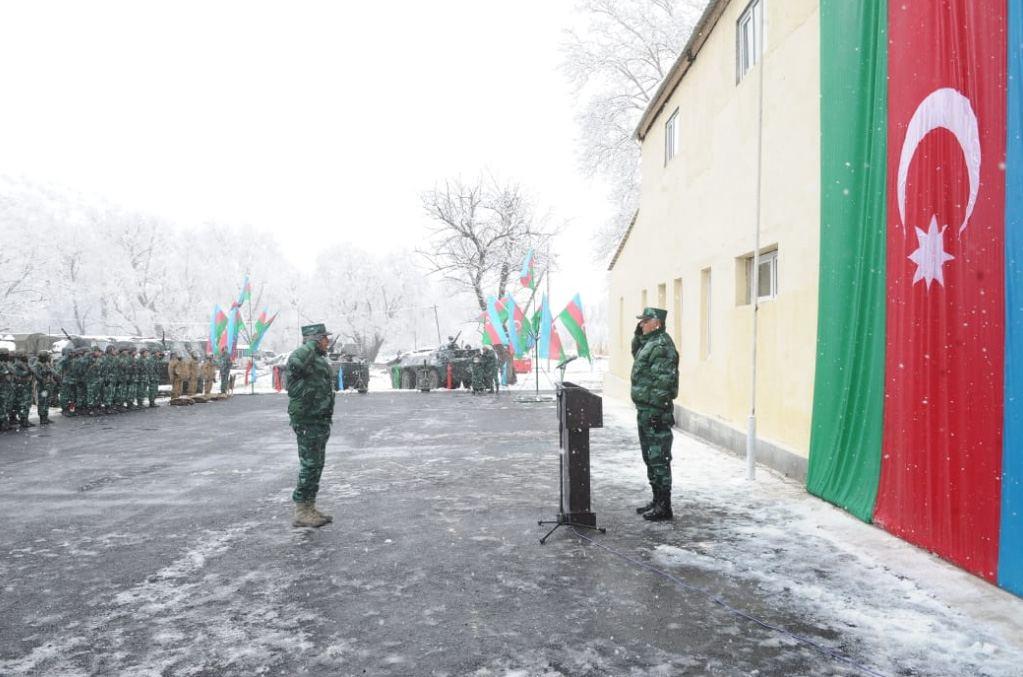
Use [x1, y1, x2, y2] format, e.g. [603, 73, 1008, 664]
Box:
[539, 381, 605, 543]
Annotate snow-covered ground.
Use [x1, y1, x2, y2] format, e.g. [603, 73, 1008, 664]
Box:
[590, 397, 1023, 676]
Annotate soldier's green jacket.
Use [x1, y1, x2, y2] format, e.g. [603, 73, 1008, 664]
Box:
[286, 340, 335, 425]
[630, 327, 679, 412]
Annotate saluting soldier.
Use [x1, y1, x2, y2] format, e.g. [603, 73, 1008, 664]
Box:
[287, 324, 336, 528]
[631, 307, 679, 522]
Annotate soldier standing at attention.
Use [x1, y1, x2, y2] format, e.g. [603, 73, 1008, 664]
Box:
[141, 348, 158, 407]
[99, 345, 116, 414]
[31, 351, 59, 425]
[201, 356, 216, 395]
[219, 352, 232, 394]
[0, 348, 14, 431]
[10, 351, 35, 427]
[81, 345, 101, 416]
[631, 307, 679, 522]
[72, 347, 90, 415]
[287, 324, 336, 528]
[56, 346, 74, 416]
[168, 352, 182, 399]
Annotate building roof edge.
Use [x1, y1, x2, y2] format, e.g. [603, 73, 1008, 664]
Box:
[634, 0, 733, 141]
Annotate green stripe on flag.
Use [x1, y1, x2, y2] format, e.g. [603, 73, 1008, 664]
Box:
[806, 0, 887, 522]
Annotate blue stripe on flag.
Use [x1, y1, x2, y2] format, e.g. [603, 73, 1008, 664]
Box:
[1001, 0, 1023, 595]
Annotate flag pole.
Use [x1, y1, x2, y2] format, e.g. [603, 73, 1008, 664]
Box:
[248, 278, 255, 395]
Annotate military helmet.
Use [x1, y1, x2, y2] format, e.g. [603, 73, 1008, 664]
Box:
[37, 351, 50, 361]
[62, 345, 72, 356]
[105, 345, 116, 354]
[14, 350, 26, 359]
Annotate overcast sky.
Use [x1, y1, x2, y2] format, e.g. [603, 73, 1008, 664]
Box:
[0, 0, 613, 306]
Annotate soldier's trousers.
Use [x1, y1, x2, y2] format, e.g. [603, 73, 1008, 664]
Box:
[291, 421, 331, 503]
[147, 379, 158, 405]
[0, 387, 11, 425]
[136, 378, 146, 405]
[637, 408, 674, 493]
[86, 378, 103, 409]
[76, 383, 88, 411]
[36, 388, 52, 423]
[171, 378, 182, 399]
[12, 384, 30, 422]
[59, 381, 76, 411]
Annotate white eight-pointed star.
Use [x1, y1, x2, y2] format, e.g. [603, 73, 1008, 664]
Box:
[907, 215, 955, 289]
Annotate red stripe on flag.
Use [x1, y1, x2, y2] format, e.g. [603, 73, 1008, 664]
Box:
[565, 300, 584, 328]
[875, 0, 1006, 581]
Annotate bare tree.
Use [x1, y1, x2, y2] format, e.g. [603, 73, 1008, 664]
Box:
[419, 176, 555, 312]
[563, 0, 705, 256]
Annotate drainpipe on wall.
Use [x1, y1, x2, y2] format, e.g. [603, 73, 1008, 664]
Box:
[747, 35, 766, 482]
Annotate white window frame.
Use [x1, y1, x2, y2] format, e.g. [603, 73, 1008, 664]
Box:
[664, 108, 679, 165]
[736, 0, 763, 83]
[746, 248, 778, 303]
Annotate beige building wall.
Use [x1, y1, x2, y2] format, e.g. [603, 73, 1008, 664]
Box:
[607, 0, 820, 463]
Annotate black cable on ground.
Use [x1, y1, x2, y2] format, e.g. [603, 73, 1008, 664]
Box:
[569, 526, 889, 677]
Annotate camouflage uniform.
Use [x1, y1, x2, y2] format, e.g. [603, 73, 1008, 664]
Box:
[56, 347, 75, 414]
[219, 353, 232, 394]
[72, 348, 90, 414]
[10, 352, 35, 427]
[168, 354, 182, 398]
[631, 307, 679, 521]
[79, 347, 101, 414]
[201, 357, 216, 395]
[287, 324, 336, 528]
[96, 346, 115, 413]
[0, 349, 14, 431]
[480, 347, 498, 393]
[31, 351, 59, 424]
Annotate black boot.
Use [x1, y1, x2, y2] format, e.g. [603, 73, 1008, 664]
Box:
[635, 489, 656, 514]
[643, 490, 673, 521]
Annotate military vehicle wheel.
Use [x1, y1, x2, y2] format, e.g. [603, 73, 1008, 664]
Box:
[400, 370, 414, 389]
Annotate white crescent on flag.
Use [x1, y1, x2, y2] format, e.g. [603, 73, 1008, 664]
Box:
[897, 87, 981, 236]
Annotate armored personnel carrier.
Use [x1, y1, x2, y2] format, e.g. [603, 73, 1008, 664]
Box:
[390, 333, 475, 390]
[328, 343, 369, 393]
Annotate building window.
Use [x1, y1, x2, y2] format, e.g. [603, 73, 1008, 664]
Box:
[736, 0, 763, 83]
[742, 248, 778, 304]
[657, 282, 667, 309]
[664, 108, 679, 165]
[700, 268, 712, 359]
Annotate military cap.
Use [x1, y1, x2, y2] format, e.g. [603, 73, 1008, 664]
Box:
[636, 307, 668, 323]
[105, 345, 116, 354]
[301, 323, 332, 339]
[90, 344, 101, 352]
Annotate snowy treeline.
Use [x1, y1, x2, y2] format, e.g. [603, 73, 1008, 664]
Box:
[563, 0, 706, 257]
[0, 176, 468, 360]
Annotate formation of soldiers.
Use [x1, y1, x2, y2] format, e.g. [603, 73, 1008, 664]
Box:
[470, 345, 500, 393]
[166, 351, 221, 398]
[53, 344, 164, 419]
[0, 348, 60, 429]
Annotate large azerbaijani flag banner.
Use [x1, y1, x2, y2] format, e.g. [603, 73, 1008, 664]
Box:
[809, 0, 1022, 594]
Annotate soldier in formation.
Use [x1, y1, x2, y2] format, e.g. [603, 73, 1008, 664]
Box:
[201, 356, 216, 395]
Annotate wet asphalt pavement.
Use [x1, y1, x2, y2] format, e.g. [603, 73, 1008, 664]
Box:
[0, 392, 894, 675]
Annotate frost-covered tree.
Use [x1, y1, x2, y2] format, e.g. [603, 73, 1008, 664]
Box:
[419, 176, 555, 312]
[563, 0, 705, 257]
